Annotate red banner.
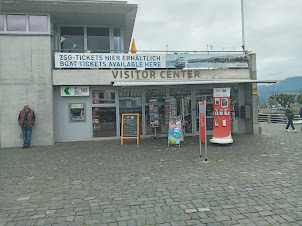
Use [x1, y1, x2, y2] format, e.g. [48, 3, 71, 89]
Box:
[199, 101, 206, 143]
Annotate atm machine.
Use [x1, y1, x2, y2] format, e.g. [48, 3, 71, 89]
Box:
[69, 103, 86, 122]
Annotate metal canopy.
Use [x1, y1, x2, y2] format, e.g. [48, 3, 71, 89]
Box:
[113, 80, 279, 87]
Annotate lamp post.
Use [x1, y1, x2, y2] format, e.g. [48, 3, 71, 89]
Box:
[241, 0, 246, 51]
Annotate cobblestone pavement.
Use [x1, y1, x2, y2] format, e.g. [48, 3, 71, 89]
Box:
[1, 123, 302, 226]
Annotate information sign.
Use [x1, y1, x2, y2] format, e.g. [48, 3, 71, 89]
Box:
[121, 113, 140, 145]
[61, 86, 89, 96]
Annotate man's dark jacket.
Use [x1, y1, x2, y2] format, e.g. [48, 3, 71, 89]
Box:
[18, 109, 35, 127]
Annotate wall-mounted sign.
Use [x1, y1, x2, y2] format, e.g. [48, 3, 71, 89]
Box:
[213, 88, 231, 97]
[61, 86, 89, 96]
[55, 53, 248, 69]
[55, 53, 166, 69]
[252, 83, 257, 95]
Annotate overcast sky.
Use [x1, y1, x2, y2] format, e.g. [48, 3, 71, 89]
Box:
[129, 0, 302, 80]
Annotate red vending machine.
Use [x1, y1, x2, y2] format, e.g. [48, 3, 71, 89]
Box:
[210, 88, 233, 144]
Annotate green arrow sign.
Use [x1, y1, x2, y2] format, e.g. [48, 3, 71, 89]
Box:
[64, 87, 70, 95]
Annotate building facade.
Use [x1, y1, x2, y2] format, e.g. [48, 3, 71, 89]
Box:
[0, 0, 262, 148]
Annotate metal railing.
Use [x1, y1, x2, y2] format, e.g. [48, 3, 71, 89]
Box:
[52, 49, 249, 54]
[258, 113, 301, 124]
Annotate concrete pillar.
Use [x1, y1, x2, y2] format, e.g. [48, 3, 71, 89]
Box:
[246, 53, 259, 134]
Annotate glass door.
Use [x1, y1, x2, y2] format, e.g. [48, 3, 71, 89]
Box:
[119, 88, 143, 135]
[92, 89, 117, 138]
[194, 89, 214, 135]
[92, 107, 116, 137]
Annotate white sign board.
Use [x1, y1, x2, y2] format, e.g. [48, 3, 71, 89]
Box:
[213, 88, 230, 97]
[61, 86, 90, 96]
[55, 53, 166, 69]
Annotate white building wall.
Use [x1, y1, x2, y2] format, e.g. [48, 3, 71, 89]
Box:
[0, 35, 54, 148]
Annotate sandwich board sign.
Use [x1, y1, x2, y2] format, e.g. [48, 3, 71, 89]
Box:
[121, 113, 140, 145]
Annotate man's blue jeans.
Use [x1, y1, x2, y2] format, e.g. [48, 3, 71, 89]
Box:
[21, 126, 32, 147]
[286, 118, 295, 130]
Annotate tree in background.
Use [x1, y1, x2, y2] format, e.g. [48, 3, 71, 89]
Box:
[297, 93, 302, 104]
[269, 93, 296, 108]
[266, 97, 276, 107]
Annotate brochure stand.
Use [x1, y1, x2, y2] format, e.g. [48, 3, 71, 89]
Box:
[149, 99, 159, 139]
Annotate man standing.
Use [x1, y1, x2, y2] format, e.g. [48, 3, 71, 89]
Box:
[285, 103, 296, 132]
[18, 103, 35, 149]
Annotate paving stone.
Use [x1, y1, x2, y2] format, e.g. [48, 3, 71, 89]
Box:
[30, 214, 45, 220]
[214, 215, 231, 222]
[66, 216, 74, 222]
[1, 123, 302, 225]
[101, 216, 116, 223]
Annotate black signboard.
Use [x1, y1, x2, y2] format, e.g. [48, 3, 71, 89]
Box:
[121, 113, 140, 145]
[123, 114, 138, 137]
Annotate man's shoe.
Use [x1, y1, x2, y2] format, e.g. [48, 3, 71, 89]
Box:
[285, 129, 290, 132]
[293, 130, 297, 132]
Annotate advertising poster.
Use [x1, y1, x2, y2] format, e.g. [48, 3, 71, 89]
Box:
[168, 116, 181, 144]
[165, 54, 248, 68]
[55, 53, 248, 69]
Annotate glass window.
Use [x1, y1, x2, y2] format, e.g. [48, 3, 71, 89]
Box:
[7, 14, 26, 31]
[61, 27, 84, 50]
[29, 15, 48, 32]
[119, 88, 143, 135]
[92, 107, 116, 137]
[0, 15, 4, 31]
[114, 28, 121, 53]
[87, 27, 110, 52]
[92, 90, 115, 104]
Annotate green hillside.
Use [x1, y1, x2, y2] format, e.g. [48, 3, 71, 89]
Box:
[258, 76, 302, 104]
